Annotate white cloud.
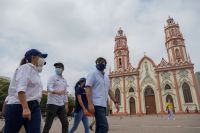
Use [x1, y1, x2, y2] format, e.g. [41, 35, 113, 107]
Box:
[0, 0, 200, 94]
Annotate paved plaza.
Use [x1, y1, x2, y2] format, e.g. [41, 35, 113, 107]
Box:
[0, 114, 200, 133]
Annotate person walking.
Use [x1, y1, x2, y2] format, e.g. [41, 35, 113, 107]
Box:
[85, 57, 120, 133]
[4, 49, 47, 133]
[0, 96, 9, 133]
[69, 77, 90, 133]
[166, 100, 175, 120]
[42, 62, 69, 133]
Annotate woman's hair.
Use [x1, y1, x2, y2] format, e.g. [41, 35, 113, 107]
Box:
[74, 78, 86, 92]
[19, 57, 31, 66]
[74, 81, 80, 92]
[20, 57, 27, 66]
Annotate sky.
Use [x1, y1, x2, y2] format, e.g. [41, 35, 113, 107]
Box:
[0, 0, 200, 94]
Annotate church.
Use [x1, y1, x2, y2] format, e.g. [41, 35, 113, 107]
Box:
[109, 17, 200, 115]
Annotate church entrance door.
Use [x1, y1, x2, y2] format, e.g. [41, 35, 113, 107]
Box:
[129, 97, 136, 115]
[144, 86, 157, 114]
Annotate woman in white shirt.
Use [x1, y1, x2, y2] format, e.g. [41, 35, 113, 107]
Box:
[4, 49, 47, 133]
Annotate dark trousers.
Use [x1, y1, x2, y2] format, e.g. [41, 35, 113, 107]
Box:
[4, 100, 41, 133]
[94, 106, 109, 133]
[42, 104, 68, 133]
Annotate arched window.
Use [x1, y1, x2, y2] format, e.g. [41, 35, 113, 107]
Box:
[165, 84, 171, 90]
[171, 29, 175, 36]
[182, 83, 193, 103]
[129, 87, 134, 93]
[175, 49, 180, 59]
[144, 86, 154, 96]
[115, 88, 121, 105]
[119, 58, 122, 67]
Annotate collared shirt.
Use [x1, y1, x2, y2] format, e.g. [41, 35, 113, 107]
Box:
[47, 74, 68, 106]
[7, 63, 43, 104]
[85, 68, 110, 107]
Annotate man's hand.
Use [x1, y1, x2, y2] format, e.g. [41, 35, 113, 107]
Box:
[83, 108, 90, 116]
[23, 108, 31, 120]
[108, 89, 120, 113]
[115, 102, 120, 113]
[88, 104, 95, 114]
[85, 86, 94, 114]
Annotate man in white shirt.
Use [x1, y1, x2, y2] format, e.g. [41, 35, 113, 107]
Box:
[43, 62, 69, 133]
[85, 57, 119, 133]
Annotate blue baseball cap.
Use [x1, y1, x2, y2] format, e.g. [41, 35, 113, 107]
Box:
[25, 49, 48, 61]
[54, 62, 64, 69]
[79, 77, 86, 82]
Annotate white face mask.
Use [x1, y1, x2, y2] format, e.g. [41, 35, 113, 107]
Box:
[36, 66, 43, 73]
[55, 68, 62, 75]
[36, 58, 46, 73]
[37, 58, 46, 66]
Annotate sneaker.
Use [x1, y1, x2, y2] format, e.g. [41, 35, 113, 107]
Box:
[89, 125, 94, 131]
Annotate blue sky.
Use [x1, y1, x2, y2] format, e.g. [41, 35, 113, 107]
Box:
[0, 0, 200, 94]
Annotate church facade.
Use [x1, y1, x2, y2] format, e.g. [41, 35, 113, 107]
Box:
[109, 17, 200, 115]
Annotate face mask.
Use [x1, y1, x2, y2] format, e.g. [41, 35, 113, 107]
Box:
[36, 66, 43, 73]
[96, 63, 106, 71]
[37, 57, 46, 66]
[36, 58, 45, 73]
[55, 68, 62, 75]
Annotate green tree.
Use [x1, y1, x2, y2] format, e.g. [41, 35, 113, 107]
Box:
[68, 94, 75, 115]
[0, 78, 10, 111]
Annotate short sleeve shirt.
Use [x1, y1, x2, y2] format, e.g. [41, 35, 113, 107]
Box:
[74, 86, 88, 113]
[47, 75, 68, 106]
[85, 69, 110, 107]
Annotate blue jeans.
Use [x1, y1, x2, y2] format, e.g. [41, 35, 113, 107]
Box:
[4, 100, 41, 133]
[94, 106, 109, 133]
[168, 109, 174, 119]
[69, 109, 89, 133]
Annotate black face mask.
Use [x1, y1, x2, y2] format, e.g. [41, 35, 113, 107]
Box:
[96, 63, 106, 71]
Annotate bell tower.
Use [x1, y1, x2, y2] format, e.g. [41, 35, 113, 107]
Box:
[114, 28, 130, 71]
[164, 17, 189, 64]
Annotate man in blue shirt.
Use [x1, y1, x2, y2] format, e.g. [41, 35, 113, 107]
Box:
[85, 57, 119, 133]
